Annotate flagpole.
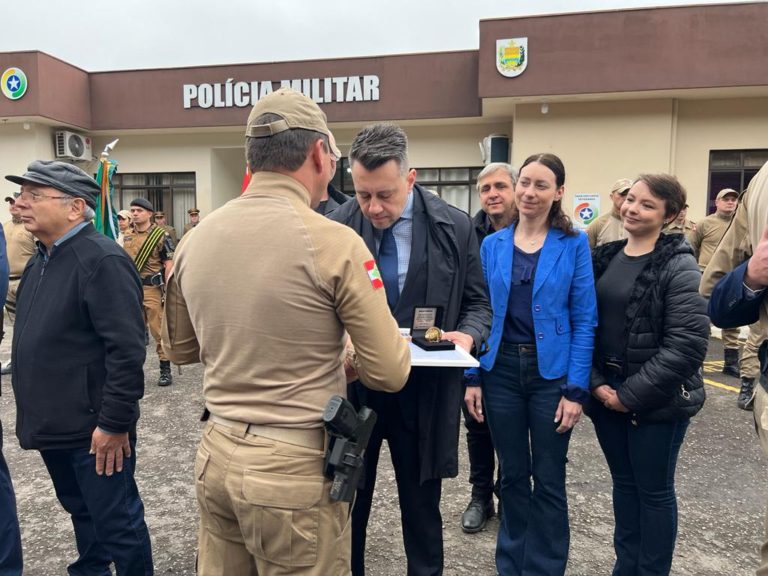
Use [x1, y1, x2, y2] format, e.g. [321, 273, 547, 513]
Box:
[100, 139, 119, 238]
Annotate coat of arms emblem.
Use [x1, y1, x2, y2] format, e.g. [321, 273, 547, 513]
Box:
[496, 38, 528, 78]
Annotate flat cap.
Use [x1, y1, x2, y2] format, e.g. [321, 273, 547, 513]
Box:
[5, 160, 100, 208]
[611, 178, 633, 196]
[187, 208, 199, 215]
[130, 197, 154, 212]
[716, 188, 738, 200]
[245, 87, 341, 158]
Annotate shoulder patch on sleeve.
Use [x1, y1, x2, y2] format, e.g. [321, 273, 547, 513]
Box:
[364, 259, 384, 289]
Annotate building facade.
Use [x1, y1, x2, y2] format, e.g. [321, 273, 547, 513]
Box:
[0, 2, 766, 235]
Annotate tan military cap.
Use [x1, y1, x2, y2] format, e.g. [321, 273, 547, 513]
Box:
[716, 188, 738, 200]
[245, 87, 341, 158]
[611, 178, 633, 197]
[117, 209, 131, 220]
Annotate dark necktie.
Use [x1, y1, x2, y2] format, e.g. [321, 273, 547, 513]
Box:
[378, 225, 399, 310]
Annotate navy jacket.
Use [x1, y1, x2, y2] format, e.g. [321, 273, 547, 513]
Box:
[12, 224, 146, 450]
[330, 184, 492, 482]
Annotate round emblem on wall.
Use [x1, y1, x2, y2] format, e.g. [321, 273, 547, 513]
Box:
[1, 67, 28, 100]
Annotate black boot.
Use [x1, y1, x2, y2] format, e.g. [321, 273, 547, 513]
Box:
[737, 377, 755, 411]
[722, 348, 740, 378]
[158, 360, 173, 387]
[461, 497, 494, 534]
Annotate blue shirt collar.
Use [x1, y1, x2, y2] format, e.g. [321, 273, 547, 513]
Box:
[38, 221, 90, 257]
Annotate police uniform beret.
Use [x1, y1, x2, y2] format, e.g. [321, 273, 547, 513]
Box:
[5, 160, 100, 208]
[188, 208, 200, 215]
[131, 198, 154, 212]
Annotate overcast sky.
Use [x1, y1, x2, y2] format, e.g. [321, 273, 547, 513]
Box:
[0, 0, 753, 71]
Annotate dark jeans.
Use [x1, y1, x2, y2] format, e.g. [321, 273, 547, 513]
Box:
[461, 399, 500, 502]
[482, 344, 571, 576]
[0, 420, 22, 576]
[40, 441, 153, 576]
[591, 401, 689, 576]
[352, 390, 443, 576]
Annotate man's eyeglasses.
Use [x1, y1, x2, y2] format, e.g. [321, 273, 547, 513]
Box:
[14, 190, 71, 203]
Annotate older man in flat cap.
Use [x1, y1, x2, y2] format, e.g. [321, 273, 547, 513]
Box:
[6, 160, 153, 574]
[586, 178, 633, 250]
[163, 87, 409, 575]
[123, 197, 175, 386]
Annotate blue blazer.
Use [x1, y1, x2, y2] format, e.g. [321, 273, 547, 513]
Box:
[478, 224, 597, 394]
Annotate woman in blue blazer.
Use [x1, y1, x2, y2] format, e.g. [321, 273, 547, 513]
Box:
[465, 153, 597, 576]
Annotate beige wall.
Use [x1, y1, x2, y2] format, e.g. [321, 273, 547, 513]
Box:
[675, 97, 768, 221]
[512, 99, 675, 220]
[334, 122, 512, 168]
[0, 122, 56, 222]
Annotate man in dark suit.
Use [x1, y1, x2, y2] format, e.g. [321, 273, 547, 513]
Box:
[330, 124, 492, 576]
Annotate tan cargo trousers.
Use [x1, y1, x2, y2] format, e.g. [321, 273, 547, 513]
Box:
[741, 323, 766, 380]
[756, 385, 768, 576]
[195, 420, 351, 575]
[143, 286, 167, 362]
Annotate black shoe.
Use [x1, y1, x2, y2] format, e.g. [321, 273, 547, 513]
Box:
[722, 348, 740, 378]
[737, 377, 755, 411]
[158, 361, 173, 387]
[461, 498, 494, 534]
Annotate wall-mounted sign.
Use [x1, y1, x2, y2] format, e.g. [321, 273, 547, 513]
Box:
[1, 67, 28, 100]
[183, 75, 380, 109]
[573, 193, 600, 229]
[496, 38, 528, 78]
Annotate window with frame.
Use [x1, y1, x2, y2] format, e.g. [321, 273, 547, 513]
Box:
[708, 150, 768, 214]
[113, 172, 196, 237]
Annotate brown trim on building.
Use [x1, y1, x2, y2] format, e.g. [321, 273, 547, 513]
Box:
[88, 51, 480, 130]
[480, 3, 768, 99]
[0, 52, 90, 128]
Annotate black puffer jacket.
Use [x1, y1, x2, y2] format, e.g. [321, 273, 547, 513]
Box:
[591, 233, 709, 421]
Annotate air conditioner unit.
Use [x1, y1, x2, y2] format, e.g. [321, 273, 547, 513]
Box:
[55, 131, 92, 161]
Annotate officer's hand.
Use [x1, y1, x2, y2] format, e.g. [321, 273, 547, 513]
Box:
[90, 429, 131, 476]
[464, 386, 484, 423]
[343, 345, 359, 384]
[746, 227, 768, 290]
[442, 331, 473, 353]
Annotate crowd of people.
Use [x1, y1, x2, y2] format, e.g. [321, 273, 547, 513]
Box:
[0, 86, 766, 576]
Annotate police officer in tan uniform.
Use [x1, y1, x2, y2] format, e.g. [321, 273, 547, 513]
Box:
[662, 202, 696, 241]
[691, 187, 740, 376]
[182, 208, 199, 235]
[586, 178, 632, 250]
[122, 197, 175, 386]
[1, 195, 36, 374]
[162, 87, 410, 575]
[153, 210, 178, 244]
[701, 161, 768, 576]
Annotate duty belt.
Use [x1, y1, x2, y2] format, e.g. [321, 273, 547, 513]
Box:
[208, 414, 325, 450]
[141, 272, 164, 287]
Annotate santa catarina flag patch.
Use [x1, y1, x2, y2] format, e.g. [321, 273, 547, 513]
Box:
[364, 260, 384, 289]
